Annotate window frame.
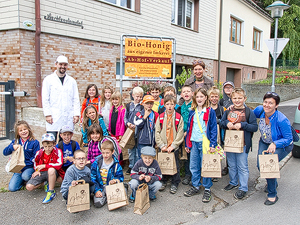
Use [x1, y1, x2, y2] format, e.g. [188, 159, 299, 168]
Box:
[101, 0, 138, 12]
[253, 28, 262, 51]
[229, 16, 242, 45]
[171, 0, 199, 31]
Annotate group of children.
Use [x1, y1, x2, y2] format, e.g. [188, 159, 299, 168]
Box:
[3, 80, 259, 209]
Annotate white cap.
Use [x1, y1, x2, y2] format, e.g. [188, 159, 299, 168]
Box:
[56, 55, 68, 64]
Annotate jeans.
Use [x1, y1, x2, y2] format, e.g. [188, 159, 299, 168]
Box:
[136, 144, 151, 161]
[226, 146, 249, 192]
[257, 140, 290, 198]
[184, 152, 191, 177]
[190, 141, 212, 189]
[128, 145, 138, 169]
[129, 179, 162, 199]
[9, 167, 35, 192]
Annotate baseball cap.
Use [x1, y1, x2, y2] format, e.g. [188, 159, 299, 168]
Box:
[41, 133, 56, 143]
[141, 146, 156, 157]
[223, 81, 235, 89]
[60, 125, 73, 134]
[142, 95, 155, 104]
[56, 55, 68, 64]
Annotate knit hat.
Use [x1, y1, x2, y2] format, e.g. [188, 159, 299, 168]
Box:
[223, 81, 235, 89]
[60, 125, 73, 133]
[56, 55, 68, 64]
[142, 95, 155, 104]
[41, 133, 56, 143]
[141, 146, 156, 157]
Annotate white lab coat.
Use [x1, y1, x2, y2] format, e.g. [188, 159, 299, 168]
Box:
[42, 71, 80, 131]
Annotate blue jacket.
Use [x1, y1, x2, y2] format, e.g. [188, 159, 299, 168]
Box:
[91, 155, 124, 193]
[254, 105, 293, 149]
[3, 138, 40, 171]
[185, 107, 218, 149]
[220, 107, 258, 153]
[134, 109, 159, 146]
[124, 102, 143, 125]
[81, 117, 108, 143]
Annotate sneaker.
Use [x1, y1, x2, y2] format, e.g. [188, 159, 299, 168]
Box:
[202, 190, 212, 203]
[222, 167, 229, 176]
[170, 184, 178, 194]
[125, 168, 131, 175]
[129, 193, 135, 203]
[224, 184, 238, 191]
[212, 178, 219, 182]
[159, 182, 167, 192]
[182, 176, 191, 185]
[150, 195, 157, 202]
[184, 186, 200, 197]
[42, 190, 56, 204]
[44, 181, 49, 192]
[234, 190, 247, 199]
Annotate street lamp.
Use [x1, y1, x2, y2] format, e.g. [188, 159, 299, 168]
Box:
[266, 1, 290, 92]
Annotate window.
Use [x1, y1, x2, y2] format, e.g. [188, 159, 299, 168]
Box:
[172, 0, 199, 30]
[229, 16, 242, 44]
[253, 28, 261, 51]
[103, 0, 136, 10]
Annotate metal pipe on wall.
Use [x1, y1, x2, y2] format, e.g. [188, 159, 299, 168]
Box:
[217, 0, 223, 84]
[35, 0, 42, 107]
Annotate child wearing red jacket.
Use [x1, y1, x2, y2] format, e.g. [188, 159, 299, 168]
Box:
[26, 133, 64, 204]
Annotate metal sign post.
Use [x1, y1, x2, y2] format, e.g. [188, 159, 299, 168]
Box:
[119, 34, 176, 95]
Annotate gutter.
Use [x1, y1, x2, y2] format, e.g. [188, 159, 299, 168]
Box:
[35, 0, 42, 107]
[217, 0, 223, 84]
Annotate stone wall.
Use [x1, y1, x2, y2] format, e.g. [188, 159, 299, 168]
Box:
[242, 83, 300, 103]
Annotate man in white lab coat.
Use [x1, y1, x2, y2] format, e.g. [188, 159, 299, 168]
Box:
[42, 55, 80, 141]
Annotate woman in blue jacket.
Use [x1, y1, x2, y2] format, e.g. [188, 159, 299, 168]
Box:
[3, 121, 40, 192]
[254, 92, 293, 205]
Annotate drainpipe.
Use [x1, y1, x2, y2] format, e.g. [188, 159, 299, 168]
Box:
[35, 0, 42, 107]
[217, 0, 223, 84]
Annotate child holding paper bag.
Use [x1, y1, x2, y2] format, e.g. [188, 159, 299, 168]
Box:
[184, 88, 217, 203]
[220, 88, 258, 200]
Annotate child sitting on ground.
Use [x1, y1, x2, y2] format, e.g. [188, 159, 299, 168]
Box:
[91, 140, 124, 208]
[129, 146, 162, 202]
[60, 149, 94, 201]
[26, 133, 64, 204]
[56, 125, 80, 172]
[155, 95, 184, 194]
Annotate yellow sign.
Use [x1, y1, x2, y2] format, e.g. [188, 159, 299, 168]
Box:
[124, 38, 172, 78]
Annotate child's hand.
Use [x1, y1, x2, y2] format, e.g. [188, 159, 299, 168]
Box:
[209, 147, 216, 153]
[13, 144, 19, 151]
[63, 157, 67, 163]
[71, 180, 78, 186]
[227, 122, 234, 130]
[68, 156, 74, 162]
[184, 132, 187, 137]
[95, 190, 103, 198]
[139, 174, 145, 180]
[234, 123, 241, 130]
[118, 136, 122, 141]
[167, 146, 174, 153]
[144, 110, 151, 119]
[185, 147, 190, 153]
[161, 146, 167, 152]
[32, 171, 41, 178]
[109, 179, 117, 185]
[144, 176, 151, 183]
[36, 164, 45, 171]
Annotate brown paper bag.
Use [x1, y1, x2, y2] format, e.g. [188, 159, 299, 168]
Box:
[259, 151, 280, 179]
[158, 152, 177, 175]
[119, 128, 135, 160]
[179, 141, 187, 160]
[224, 130, 244, 153]
[106, 181, 128, 210]
[9, 144, 26, 173]
[67, 180, 90, 213]
[217, 124, 221, 144]
[134, 183, 150, 215]
[201, 153, 222, 178]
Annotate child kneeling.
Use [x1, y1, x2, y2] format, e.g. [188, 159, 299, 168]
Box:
[60, 150, 94, 201]
[129, 146, 162, 202]
[26, 133, 65, 204]
[91, 140, 124, 208]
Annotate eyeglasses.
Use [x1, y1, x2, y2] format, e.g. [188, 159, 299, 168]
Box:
[75, 157, 86, 161]
[193, 60, 203, 65]
[266, 92, 279, 97]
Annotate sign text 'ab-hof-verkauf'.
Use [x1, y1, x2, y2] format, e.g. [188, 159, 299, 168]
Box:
[124, 38, 172, 78]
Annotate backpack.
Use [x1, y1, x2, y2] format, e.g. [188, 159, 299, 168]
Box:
[258, 109, 299, 142]
[99, 136, 122, 161]
[159, 112, 181, 131]
[86, 96, 100, 107]
[57, 141, 77, 153]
